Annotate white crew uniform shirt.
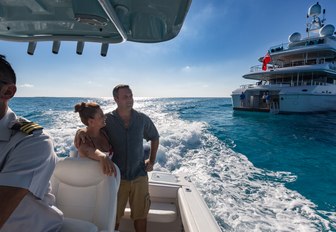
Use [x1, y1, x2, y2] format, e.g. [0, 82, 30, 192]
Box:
[0, 108, 63, 232]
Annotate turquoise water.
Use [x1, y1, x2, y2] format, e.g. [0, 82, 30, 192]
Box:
[175, 98, 336, 211]
[9, 97, 336, 231]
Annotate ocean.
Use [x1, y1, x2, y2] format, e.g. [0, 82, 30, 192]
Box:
[9, 97, 336, 232]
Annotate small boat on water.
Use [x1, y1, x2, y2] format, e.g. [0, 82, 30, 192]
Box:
[231, 2, 336, 113]
[0, 0, 221, 231]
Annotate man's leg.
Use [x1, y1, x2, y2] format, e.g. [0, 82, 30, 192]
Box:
[129, 176, 150, 232]
[115, 180, 130, 230]
[134, 218, 147, 232]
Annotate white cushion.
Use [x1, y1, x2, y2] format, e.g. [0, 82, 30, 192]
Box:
[124, 202, 177, 223]
[61, 217, 98, 232]
[51, 157, 120, 232]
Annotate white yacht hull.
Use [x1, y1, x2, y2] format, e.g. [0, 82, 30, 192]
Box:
[279, 94, 336, 113]
[232, 85, 336, 113]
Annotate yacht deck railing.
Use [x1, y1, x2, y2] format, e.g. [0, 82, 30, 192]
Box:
[269, 37, 327, 54]
[249, 60, 336, 73]
[240, 83, 291, 89]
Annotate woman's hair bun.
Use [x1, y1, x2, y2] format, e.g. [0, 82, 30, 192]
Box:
[74, 102, 86, 113]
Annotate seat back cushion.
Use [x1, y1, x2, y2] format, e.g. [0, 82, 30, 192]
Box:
[51, 157, 120, 231]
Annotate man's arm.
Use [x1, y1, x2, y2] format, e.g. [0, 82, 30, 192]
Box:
[0, 186, 28, 228]
[145, 138, 159, 172]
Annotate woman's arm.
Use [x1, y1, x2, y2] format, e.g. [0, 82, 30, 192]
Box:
[77, 143, 116, 176]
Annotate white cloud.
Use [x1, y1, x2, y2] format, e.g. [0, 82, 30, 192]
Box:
[182, 66, 191, 72]
[19, 83, 34, 88]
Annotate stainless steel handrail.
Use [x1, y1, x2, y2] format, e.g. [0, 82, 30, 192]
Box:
[98, 0, 128, 43]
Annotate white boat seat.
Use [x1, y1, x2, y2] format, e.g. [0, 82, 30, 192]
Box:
[51, 157, 120, 232]
[124, 202, 177, 223]
[61, 217, 98, 232]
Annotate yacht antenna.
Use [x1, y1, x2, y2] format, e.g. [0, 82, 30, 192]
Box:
[321, 8, 326, 27]
[306, 2, 324, 37]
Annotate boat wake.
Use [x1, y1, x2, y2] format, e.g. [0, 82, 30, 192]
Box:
[43, 97, 335, 232]
[139, 100, 334, 232]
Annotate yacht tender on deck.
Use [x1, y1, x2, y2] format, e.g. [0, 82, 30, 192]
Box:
[231, 2, 336, 113]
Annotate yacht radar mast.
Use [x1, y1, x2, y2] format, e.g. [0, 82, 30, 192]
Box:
[306, 2, 326, 37]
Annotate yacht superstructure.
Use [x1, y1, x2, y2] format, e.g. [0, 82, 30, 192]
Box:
[231, 2, 336, 113]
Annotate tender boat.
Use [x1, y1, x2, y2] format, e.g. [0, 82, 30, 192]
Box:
[0, 0, 222, 231]
[52, 157, 220, 232]
[231, 2, 336, 113]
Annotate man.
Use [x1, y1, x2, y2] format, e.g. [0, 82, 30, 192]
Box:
[239, 92, 245, 107]
[76, 84, 159, 232]
[0, 55, 63, 231]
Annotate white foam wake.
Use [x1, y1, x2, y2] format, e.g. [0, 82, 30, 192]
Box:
[46, 98, 334, 232]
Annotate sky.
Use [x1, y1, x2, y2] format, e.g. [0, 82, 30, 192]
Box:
[2, 0, 336, 98]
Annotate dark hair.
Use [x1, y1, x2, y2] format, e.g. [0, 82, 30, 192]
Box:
[0, 55, 16, 84]
[112, 84, 131, 98]
[74, 102, 100, 126]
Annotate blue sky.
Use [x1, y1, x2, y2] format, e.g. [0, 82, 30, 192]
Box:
[2, 0, 336, 98]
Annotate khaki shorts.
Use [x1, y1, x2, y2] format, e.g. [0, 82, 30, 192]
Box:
[116, 175, 151, 223]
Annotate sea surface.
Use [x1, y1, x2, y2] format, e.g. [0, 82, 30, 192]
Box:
[9, 97, 336, 232]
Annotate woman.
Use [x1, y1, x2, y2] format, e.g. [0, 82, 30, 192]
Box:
[74, 102, 116, 176]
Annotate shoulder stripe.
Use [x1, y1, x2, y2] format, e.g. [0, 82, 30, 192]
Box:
[20, 122, 43, 134]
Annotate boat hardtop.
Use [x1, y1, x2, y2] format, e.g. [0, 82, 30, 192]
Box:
[0, 0, 192, 55]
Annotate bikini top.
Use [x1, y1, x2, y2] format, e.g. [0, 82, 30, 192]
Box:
[88, 130, 113, 157]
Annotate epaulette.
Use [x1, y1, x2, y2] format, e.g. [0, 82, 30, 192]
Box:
[11, 118, 43, 135]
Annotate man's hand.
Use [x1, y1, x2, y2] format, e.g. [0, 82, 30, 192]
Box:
[145, 138, 159, 172]
[145, 159, 154, 172]
[74, 128, 88, 148]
